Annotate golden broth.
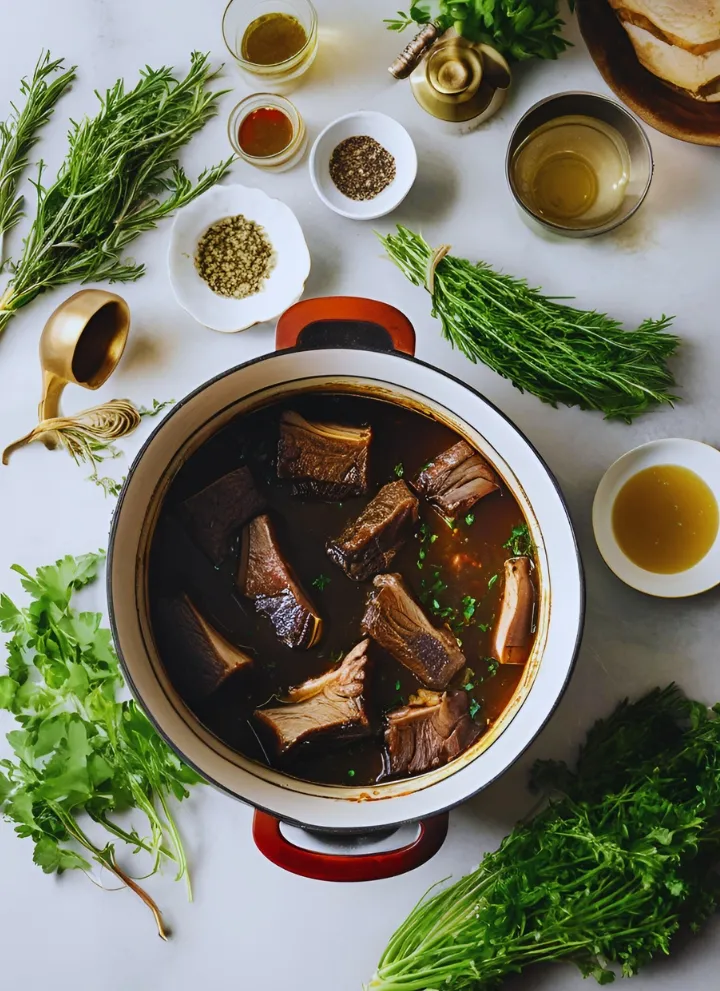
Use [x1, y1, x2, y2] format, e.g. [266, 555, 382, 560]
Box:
[612, 464, 719, 574]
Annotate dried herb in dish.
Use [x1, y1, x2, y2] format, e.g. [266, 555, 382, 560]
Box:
[369, 685, 720, 990]
[195, 214, 274, 298]
[381, 225, 679, 422]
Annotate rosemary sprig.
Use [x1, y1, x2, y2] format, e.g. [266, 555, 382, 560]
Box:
[381, 226, 679, 423]
[0, 51, 75, 254]
[0, 52, 233, 335]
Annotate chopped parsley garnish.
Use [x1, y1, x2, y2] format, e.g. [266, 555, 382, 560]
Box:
[463, 682, 474, 691]
[487, 659, 499, 677]
[469, 699, 481, 719]
[465, 512, 475, 526]
[461, 595, 477, 622]
[394, 462, 404, 478]
[477, 622, 490, 632]
[347, 769, 356, 778]
[504, 522, 534, 557]
[487, 573, 499, 590]
[312, 573, 331, 590]
[395, 680, 401, 692]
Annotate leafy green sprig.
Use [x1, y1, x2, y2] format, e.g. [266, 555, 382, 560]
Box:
[0, 553, 201, 938]
[0, 51, 75, 254]
[384, 1, 572, 61]
[369, 686, 720, 990]
[504, 521, 534, 557]
[0, 52, 233, 335]
[381, 226, 679, 422]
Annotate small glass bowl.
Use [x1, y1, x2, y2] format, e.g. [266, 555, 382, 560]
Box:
[222, 0, 319, 89]
[228, 93, 307, 172]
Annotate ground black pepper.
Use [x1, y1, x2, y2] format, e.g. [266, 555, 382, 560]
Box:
[329, 135, 396, 201]
[195, 214, 274, 299]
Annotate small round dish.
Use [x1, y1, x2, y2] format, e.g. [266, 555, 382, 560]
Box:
[593, 439, 720, 598]
[168, 184, 310, 333]
[309, 111, 417, 221]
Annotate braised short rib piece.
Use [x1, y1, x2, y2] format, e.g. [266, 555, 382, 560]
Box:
[361, 573, 466, 690]
[384, 689, 481, 776]
[326, 480, 419, 581]
[413, 440, 500, 517]
[255, 640, 371, 752]
[277, 410, 371, 500]
[237, 514, 322, 649]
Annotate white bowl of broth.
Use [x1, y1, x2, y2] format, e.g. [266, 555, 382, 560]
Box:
[593, 439, 720, 597]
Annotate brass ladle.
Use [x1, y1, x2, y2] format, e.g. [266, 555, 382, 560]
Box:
[3, 288, 133, 463]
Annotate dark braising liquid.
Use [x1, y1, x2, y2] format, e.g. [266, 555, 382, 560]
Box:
[149, 392, 534, 786]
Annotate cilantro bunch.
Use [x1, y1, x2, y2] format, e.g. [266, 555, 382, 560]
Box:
[369, 686, 720, 989]
[385, 0, 572, 62]
[0, 553, 201, 939]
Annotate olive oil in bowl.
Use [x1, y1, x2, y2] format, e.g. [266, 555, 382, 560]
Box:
[511, 115, 630, 230]
[612, 465, 719, 574]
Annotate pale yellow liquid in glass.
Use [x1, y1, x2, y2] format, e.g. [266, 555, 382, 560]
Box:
[612, 464, 719, 574]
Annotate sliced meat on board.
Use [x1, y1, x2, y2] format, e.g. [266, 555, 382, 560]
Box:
[237, 514, 322, 649]
[277, 410, 371, 500]
[154, 594, 253, 700]
[179, 465, 265, 565]
[413, 440, 500, 517]
[491, 556, 535, 665]
[361, 573, 466, 690]
[326, 479, 419, 581]
[384, 689, 481, 776]
[255, 639, 371, 752]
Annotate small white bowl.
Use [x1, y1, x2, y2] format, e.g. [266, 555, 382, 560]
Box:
[309, 111, 417, 220]
[593, 438, 720, 598]
[168, 184, 310, 333]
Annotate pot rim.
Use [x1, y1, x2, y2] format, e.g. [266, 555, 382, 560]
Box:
[107, 345, 585, 832]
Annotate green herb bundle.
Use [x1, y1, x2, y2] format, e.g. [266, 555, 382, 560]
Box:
[0, 553, 201, 938]
[0, 51, 75, 251]
[385, 0, 572, 61]
[369, 686, 720, 990]
[0, 51, 233, 335]
[381, 226, 679, 422]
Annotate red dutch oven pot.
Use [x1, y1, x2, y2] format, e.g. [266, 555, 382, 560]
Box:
[107, 297, 584, 881]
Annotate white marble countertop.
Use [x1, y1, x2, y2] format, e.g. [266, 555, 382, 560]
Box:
[1, 1, 719, 988]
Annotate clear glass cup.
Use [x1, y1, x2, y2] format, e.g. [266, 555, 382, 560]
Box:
[228, 93, 307, 172]
[222, 0, 319, 89]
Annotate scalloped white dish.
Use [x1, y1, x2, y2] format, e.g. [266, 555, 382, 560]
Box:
[168, 184, 311, 333]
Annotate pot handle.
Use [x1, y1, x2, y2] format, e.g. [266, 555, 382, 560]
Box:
[275, 297, 416, 356]
[252, 810, 448, 882]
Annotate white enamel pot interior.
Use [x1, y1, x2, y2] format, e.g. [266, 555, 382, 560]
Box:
[108, 347, 584, 832]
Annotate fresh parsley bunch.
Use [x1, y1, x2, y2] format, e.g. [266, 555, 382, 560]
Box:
[370, 686, 720, 989]
[385, 0, 572, 61]
[0, 553, 201, 938]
